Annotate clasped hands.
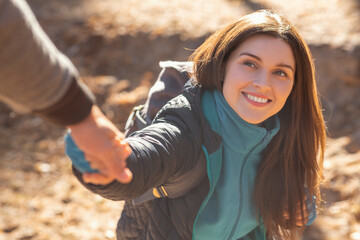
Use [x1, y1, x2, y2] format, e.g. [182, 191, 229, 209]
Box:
[67, 106, 132, 185]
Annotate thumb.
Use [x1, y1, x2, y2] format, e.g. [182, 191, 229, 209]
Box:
[106, 139, 133, 183]
[117, 167, 133, 184]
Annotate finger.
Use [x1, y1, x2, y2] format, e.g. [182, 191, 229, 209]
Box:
[88, 160, 107, 173]
[106, 140, 133, 183]
[117, 167, 133, 184]
[83, 172, 115, 185]
[84, 153, 99, 163]
[85, 140, 132, 183]
[84, 154, 109, 175]
[90, 164, 109, 175]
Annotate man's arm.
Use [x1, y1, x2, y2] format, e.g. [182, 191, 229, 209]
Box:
[0, 0, 93, 125]
[0, 0, 133, 183]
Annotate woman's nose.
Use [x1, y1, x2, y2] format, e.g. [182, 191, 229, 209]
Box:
[253, 72, 271, 91]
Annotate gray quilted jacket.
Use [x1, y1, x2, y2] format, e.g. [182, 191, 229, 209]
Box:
[74, 78, 222, 240]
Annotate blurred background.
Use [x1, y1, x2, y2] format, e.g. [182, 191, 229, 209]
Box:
[0, 0, 359, 239]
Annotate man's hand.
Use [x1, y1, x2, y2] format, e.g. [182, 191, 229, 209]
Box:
[67, 106, 132, 185]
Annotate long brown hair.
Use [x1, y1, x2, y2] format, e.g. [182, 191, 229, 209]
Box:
[189, 10, 326, 239]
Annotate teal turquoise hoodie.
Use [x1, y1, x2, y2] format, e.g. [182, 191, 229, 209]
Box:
[193, 90, 280, 240]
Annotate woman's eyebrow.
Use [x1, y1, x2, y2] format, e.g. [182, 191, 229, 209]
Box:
[238, 52, 261, 61]
[239, 52, 295, 72]
[277, 63, 295, 73]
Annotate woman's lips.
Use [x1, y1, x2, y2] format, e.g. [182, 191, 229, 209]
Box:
[242, 92, 272, 107]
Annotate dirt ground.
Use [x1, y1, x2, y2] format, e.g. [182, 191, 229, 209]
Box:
[1, 0, 359, 239]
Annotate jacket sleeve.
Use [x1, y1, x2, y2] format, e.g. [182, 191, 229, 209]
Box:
[0, 0, 94, 126]
[73, 113, 200, 201]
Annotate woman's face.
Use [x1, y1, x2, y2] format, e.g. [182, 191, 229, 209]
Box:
[223, 34, 295, 124]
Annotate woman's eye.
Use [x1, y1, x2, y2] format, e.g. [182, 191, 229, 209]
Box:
[274, 70, 288, 77]
[244, 61, 256, 68]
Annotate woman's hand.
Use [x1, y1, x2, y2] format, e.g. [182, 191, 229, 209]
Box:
[67, 106, 132, 185]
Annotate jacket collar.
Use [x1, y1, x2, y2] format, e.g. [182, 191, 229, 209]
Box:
[182, 79, 222, 154]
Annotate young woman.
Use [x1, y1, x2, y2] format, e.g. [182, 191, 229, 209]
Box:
[69, 9, 326, 240]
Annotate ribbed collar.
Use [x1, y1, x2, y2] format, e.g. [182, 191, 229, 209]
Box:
[212, 90, 280, 154]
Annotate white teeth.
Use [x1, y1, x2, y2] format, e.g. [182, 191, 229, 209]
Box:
[245, 93, 268, 103]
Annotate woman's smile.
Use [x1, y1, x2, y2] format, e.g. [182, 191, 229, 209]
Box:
[242, 92, 272, 106]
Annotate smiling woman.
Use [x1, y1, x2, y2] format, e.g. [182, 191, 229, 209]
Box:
[190, 9, 326, 239]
